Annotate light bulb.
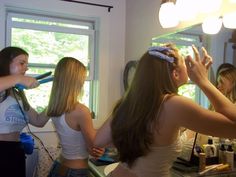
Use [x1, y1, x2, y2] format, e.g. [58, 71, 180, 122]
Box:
[159, 2, 179, 28]
[176, 0, 197, 21]
[223, 12, 236, 29]
[202, 17, 222, 34]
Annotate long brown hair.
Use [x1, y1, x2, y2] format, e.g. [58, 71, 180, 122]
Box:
[0, 46, 30, 110]
[111, 44, 181, 167]
[47, 57, 86, 117]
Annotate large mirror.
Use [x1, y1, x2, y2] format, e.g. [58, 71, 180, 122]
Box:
[153, 24, 236, 78]
[152, 24, 236, 152]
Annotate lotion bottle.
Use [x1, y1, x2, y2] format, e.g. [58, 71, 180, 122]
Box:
[218, 144, 226, 164]
[204, 138, 217, 158]
[225, 145, 234, 170]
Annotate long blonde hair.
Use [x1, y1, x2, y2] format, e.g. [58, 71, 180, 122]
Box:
[47, 57, 86, 117]
[218, 67, 236, 104]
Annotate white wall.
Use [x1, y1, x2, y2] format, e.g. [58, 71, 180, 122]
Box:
[0, 0, 126, 145]
[209, 28, 234, 74]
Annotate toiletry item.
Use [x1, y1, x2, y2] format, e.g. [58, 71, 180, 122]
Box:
[225, 145, 234, 170]
[213, 137, 220, 156]
[224, 139, 231, 150]
[204, 138, 217, 157]
[218, 144, 226, 164]
[199, 153, 206, 172]
[232, 139, 236, 153]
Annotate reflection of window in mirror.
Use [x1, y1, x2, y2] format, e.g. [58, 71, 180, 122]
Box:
[152, 31, 208, 107]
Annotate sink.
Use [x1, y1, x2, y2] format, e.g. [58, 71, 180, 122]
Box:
[104, 162, 119, 176]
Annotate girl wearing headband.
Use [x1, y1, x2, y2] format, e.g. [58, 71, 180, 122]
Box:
[94, 43, 236, 177]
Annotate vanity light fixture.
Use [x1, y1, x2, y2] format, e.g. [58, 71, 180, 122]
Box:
[202, 17, 222, 34]
[198, 0, 222, 14]
[175, 0, 197, 21]
[159, 1, 179, 28]
[223, 12, 236, 29]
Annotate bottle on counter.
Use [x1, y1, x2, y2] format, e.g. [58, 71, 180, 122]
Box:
[199, 153, 206, 172]
[225, 144, 234, 170]
[218, 144, 226, 164]
[204, 138, 217, 158]
[213, 137, 220, 156]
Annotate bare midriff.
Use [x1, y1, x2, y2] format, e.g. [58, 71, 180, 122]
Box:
[58, 155, 88, 169]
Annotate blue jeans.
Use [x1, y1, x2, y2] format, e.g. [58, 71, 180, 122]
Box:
[47, 160, 89, 177]
[0, 141, 26, 177]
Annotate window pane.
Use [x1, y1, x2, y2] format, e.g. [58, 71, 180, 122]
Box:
[178, 84, 196, 101]
[8, 14, 95, 113]
[12, 28, 89, 70]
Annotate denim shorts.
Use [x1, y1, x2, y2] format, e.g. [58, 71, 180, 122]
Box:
[47, 160, 89, 177]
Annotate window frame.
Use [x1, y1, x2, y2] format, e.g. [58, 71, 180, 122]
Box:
[5, 11, 98, 114]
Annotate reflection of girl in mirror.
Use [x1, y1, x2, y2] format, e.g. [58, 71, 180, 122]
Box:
[217, 67, 236, 104]
[209, 63, 235, 111]
[216, 63, 234, 83]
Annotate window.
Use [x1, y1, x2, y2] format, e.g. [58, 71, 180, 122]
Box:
[6, 12, 97, 114]
[152, 33, 208, 108]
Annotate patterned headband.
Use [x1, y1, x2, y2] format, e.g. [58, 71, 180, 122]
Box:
[148, 46, 174, 63]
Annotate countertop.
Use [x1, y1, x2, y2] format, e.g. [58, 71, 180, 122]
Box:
[89, 160, 236, 177]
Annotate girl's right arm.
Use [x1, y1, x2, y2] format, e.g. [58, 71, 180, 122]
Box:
[94, 117, 113, 148]
[0, 75, 38, 92]
[185, 46, 236, 121]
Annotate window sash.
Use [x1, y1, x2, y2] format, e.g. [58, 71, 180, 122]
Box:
[5, 11, 98, 112]
[6, 12, 95, 80]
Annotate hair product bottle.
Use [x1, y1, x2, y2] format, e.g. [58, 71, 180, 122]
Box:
[204, 138, 217, 158]
[199, 153, 206, 172]
[225, 145, 234, 170]
[218, 144, 226, 164]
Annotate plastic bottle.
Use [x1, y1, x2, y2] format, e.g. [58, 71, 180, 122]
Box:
[199, 153, 206, 172]
[204, 138, 217, 158]
[213, 137, 220, 156]
[218, 144, 226, 164]
[225, 139, 231, 150]
[225, 145, 234, 170]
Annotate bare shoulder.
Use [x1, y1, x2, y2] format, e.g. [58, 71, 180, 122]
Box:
[164, 94, 194, 108]
[72, 103, 91, 119]
[162, 94, 201, 118]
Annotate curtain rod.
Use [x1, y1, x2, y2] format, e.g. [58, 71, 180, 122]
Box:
[61, 0, 113, 12]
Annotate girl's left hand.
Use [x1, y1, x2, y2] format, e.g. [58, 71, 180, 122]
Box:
[91, 147, 105, 159]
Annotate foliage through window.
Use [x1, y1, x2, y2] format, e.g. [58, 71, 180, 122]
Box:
[152, 33, 207, 106]
[6, 12, 97, 113]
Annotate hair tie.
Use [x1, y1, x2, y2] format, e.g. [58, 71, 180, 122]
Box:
[148, 46, 174, 63]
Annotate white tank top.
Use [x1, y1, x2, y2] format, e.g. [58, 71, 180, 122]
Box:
[51, 114, 89, 159]
[0, 96, 28, 133]
[114, 137, 182, 177]
[129, 137, 182, 177]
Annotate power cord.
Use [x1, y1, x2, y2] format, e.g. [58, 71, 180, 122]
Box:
[12, 88, 54, 161]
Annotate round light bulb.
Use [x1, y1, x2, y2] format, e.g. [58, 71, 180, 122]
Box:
[159, 2, 179, 28]
[202, 17, 222, 34]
